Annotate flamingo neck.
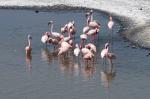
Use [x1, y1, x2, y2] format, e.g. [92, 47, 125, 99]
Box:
[105, 46, 109, 52]
[28, 38, 31, 47]
[50, 24, 53, 33]
[90, 12, 93, 21]
[86, 16, 89, 25]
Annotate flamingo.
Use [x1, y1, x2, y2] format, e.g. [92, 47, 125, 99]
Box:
[101, 43, 116, 65]
[60, 32, 72, 42]
[81, 47, 92, 56]
[108, 16, 114, 30]
[48, 37, 59, 50]
[101, 43, 109, 59]
[86, 10, 100, 29]
[108, 15, 114, 50]
[41, 32, 49, 44]
[74, 44, 80, 57]
[25, 35, 32, 55]
[60, 24, 68, 34]
[83, 13, 91, 34]
[67, 21, 75, 29]
[58, 46, 70, 56]
[85, 43, 96, 53]
[86, 28, 99, 42]
[48, 21, 62, 39]
[80, 34, 87, 47]
[83, 52, 94, 65]
[66, 21, 76, 39]
[58, 41, 72, 56]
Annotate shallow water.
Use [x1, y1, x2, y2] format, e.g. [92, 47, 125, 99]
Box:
[0, 9, 150, 99]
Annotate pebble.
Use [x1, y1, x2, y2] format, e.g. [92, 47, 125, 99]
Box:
[35, 10, 39, 13]
[146, 53, 150, 57]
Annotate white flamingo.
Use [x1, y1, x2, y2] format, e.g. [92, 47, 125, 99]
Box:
[48, 21, 62, 39]
[41, 32, 49, 44]
[108, 15, 114, 50]
[74, 44, 80, 57]
[108, 16, 114, 29]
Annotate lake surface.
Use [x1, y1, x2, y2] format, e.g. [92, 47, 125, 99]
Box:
[0, 9, 150, 99]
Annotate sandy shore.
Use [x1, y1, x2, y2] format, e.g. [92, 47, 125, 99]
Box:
[0, 0, 150, 48]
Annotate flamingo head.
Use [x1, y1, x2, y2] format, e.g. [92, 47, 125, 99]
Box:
[85, 45, 91, 50]
[48, 38, 52, 43]
[79, 44, 83, 49]
[89, 9, 93, 15]
[96, 28, 100, 33]
[48, 21, 53, 26]
[109, 16, 113, 21]
[105, 43, 109, 49]
[28, 34, 32, 40]
[75, 44, 79, 48]
[45, 32, 51, 37]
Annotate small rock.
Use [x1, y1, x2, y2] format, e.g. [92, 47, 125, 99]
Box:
[132, 45, 136, 49]
[35, 10, 39, 13]
[139, 8, 143, 10]
[146, 53, 150, 57]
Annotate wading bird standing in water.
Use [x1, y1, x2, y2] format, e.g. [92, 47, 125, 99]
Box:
[101, 43, 116, 66]
[25, 35, 32, 72]
[107, 15, 114, 50]
[25, 34, 32, 55]
[108, 16, 114, 30]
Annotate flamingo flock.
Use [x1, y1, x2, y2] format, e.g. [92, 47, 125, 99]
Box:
[25, 10, 116, 67]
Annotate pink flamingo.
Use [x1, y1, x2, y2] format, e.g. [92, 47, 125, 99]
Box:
[81, 47, 92, 56]
[58, 41, 72, 56]
[66, 21, 76, 39]
[25, 35, 32, 55]
[83, 14, 91, 34]
[83, 51, 94, 65]
[58, 46, 70, 56]
[48, 37, 59, 50]
[101, 43, 116, 65]
[86, 28, 99, 42]
[85, 43, 96, 53]
[87, 10, 100, 29]
[80, 34, 87, 47]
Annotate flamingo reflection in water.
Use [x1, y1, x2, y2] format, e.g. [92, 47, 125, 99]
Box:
[100, 58, 116, 99]
[25, 53, 32, 73]
[81, 64, 96, 80]
[58, 55, 74, 74]
[41, 48, 59, 65]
